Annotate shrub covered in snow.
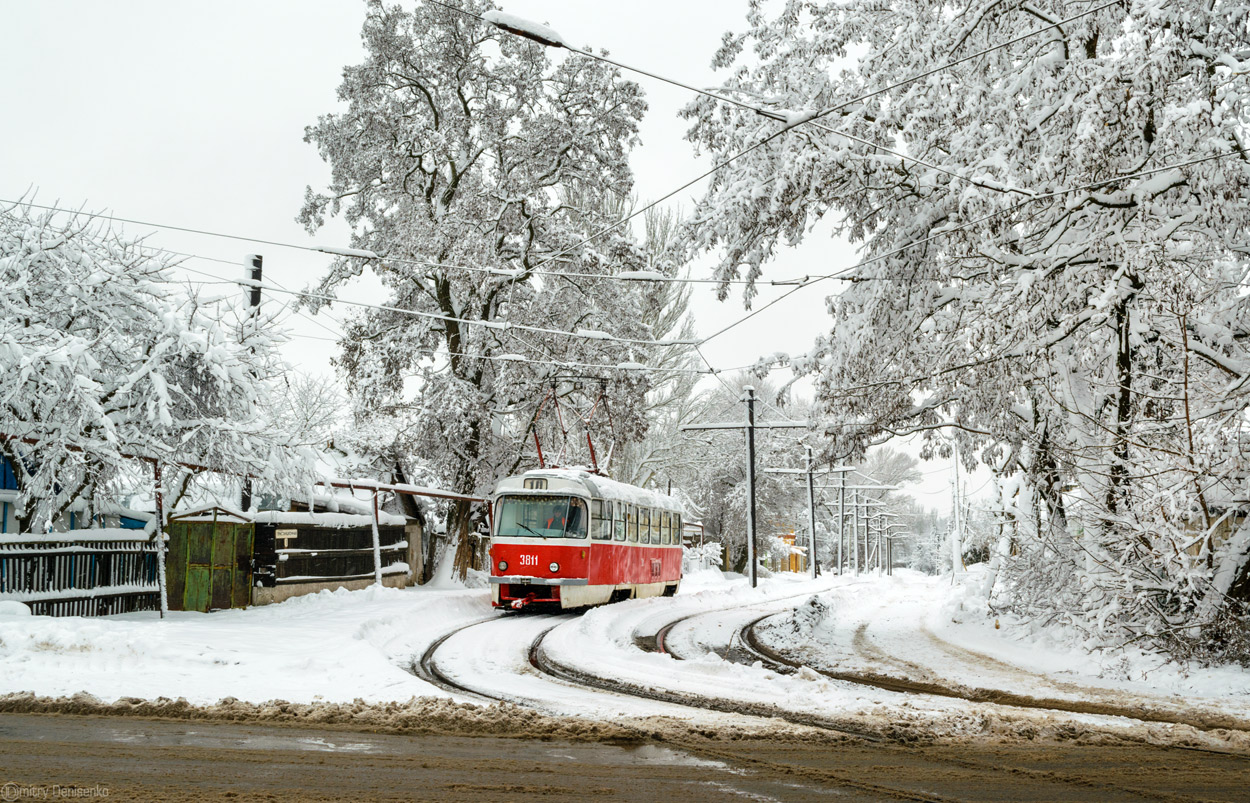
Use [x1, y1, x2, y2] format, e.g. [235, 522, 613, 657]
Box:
[0, 202, 315, 531]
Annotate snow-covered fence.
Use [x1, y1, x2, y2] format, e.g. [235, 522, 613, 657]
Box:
[0, 530, 161, 616]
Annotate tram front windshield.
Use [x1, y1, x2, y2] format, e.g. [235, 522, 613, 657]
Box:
[495, 495, 588, 539]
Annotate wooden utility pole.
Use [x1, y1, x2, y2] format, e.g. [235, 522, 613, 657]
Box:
[951, 451, 963, 578]
[744, 387, 757, 587]
[239, 254, 262, 513]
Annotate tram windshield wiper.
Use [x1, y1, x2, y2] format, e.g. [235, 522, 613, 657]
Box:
[517, 522, 544, 539]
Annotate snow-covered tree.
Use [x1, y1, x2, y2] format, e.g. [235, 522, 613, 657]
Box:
[271, 373, 345, 450]
[610, 205, 706, 491]
[300, 0, 659, 576]
[0, 202, 312, 532]
[684, 0, 1250, 658]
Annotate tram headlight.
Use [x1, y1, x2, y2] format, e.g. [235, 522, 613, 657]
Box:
[549, 562, 560, 573]
[497, 560, 508, 572]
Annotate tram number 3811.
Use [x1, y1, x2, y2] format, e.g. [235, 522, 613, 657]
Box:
[489, 469, 684, 610]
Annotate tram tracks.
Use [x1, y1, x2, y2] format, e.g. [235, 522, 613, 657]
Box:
[411, 592, 1250, 752]
[737, 612, 1250, 742]
[641, 602, 1250, 802]
[410, 599, 1243, 803]
[408, 614, 503, 704]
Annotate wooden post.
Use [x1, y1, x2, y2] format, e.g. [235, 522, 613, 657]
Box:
[153, 462, 169, 618]
[744, 386, 757, 589]
[370, 489, 384, 586]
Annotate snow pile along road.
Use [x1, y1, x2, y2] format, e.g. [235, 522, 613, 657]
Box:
[0, 584, 490, 704]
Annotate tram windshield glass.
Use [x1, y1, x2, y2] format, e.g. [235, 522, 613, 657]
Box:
[495, 495, 588, 539]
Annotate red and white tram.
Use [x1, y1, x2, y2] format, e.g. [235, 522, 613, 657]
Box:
[488, 468, 684, 610]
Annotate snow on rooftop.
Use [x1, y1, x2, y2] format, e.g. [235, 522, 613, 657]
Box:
[254, 510, 409, 528]
[0, 528, 156, 546]
[506, 467, 682, 511]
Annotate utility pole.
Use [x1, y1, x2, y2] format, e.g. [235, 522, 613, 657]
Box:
[837, 471, 846, 574]
[850, 489, 859, 574]
[805, 446, 817, 579]
[681, 389, 809, 589]
[744, 386, 757, 588]
[951, 450, 962, 578]
[239, 254, 262, 513]
[876, 511, 883, 571]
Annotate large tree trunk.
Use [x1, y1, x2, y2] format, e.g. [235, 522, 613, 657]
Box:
[449, 418, 486, 580]
[451, 510, 473, 581]
[1106, 301, 1133, 518]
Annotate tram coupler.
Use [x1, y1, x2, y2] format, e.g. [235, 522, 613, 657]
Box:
[510, 593, 537, 610]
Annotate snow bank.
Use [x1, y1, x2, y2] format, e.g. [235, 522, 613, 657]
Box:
[0, 601, 31, 617]
[755, 570, 1250, 730]
[933, 568, 1250, 706]
[0, 692, 634, 743]
[0, 583, 491, 705]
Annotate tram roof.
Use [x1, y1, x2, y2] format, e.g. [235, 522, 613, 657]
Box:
[495, 468, 682, 511]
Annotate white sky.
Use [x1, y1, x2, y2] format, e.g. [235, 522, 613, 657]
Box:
[0, 1, 985, 513]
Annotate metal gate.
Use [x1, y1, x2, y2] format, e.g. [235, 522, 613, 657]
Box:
[166, 507, 253, 612]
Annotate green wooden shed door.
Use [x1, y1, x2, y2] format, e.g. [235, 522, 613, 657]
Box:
[168, 517, 253, 612]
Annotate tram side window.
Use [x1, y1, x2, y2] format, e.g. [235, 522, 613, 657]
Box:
[675, 514, 683, 546]
[592, 499, 612, 541]
[627, 505, 638, 543]
[662, 512, 671, 545]
[614, 502, 626, 541]
[639, 508, 650, 544]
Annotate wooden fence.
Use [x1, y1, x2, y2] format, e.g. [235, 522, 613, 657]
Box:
[0, 531, 161, 616]
[253, 513, 415, 587]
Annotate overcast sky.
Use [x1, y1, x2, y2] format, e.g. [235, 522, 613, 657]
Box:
[0, 0, 983, 513]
